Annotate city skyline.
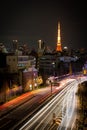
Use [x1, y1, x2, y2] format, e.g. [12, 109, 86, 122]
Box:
[0, 0, 87, 50]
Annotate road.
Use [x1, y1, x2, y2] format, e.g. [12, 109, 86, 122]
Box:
[19, 75, 87, 130]
[19, 78, 76, 130]
[0, 78, 70, 130]
[0, 75, 86, 130]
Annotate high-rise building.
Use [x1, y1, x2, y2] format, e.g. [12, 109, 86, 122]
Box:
[56, 22, 62, 52]
[38, 40, 45, 57]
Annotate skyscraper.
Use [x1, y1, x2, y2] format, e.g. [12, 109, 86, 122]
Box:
[38, 40, 45, 57]
[56, 22, 62, 52]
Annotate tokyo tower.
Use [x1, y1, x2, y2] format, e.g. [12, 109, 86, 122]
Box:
[56, 22, 62, 52]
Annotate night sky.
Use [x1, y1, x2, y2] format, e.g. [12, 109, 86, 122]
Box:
[0, 0, 87, 50]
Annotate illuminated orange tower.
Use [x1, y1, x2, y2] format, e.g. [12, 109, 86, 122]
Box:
[56, 22, 62, 52]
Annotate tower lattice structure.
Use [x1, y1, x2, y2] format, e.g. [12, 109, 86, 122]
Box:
[56, 22, 62, 52]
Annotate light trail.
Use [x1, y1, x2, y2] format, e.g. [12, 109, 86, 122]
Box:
[19, 76, 87, 130]
[19, 79, 76, 130]
[58, 76, 87, 130]
[34, 83, 76, 130]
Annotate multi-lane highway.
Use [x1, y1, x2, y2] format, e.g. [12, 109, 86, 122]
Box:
[19, 78, 76, 130]
[0, 75, 87, 130]
[0, 77, 70, 130]
[19, 75, 87, 130]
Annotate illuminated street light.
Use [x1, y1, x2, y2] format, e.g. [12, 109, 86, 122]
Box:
[52, 62, 55, 76]
[50, 80, 52, 95]
[48, 77, 55, 95]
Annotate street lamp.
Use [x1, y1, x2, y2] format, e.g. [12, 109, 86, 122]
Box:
[48, 79, 53, 95]
[49, 80, 52, 95]
[52, 62, 55, 76]
[48, 76, 55, 95]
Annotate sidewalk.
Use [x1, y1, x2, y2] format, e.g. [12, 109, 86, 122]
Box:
[0, 86, 60, 117]
[0, 90, 35, 117]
